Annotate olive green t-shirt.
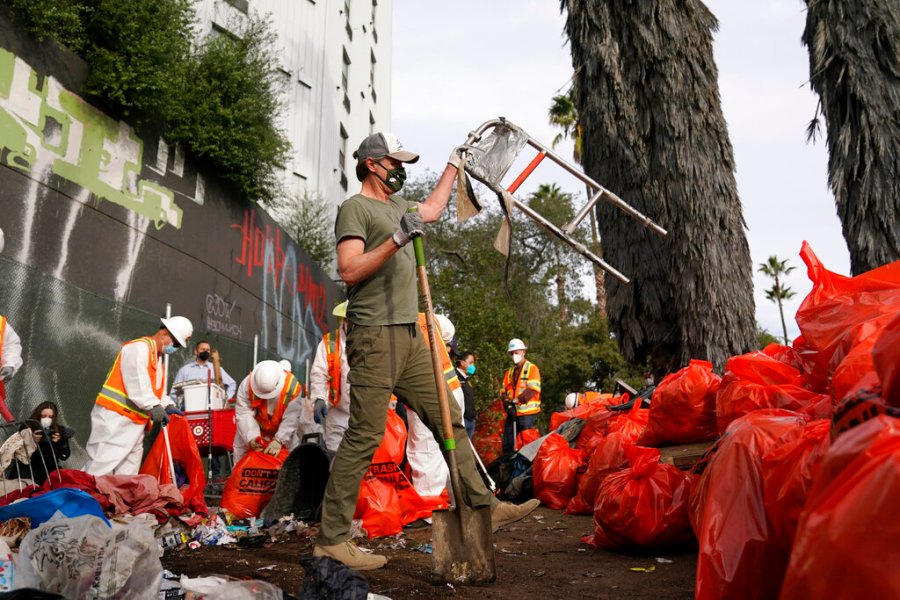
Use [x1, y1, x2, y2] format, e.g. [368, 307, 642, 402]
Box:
[334, 193, 418, 326]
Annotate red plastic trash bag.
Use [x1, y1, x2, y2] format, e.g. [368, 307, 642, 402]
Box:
[139, 415, 208, 515]
[761, 419, 831, 547]
[573, 408, 618, 453]
[474, 399, 506, 464]
[779, 416, 900, 599]
[221, 448, 288, 518]
[532, 433, 586, 510]
[641, 360, 720, 446]
[762, 343, 804, 370]
[516, 428, 540, 450]
[550, 393, 624, 431]
[716, 351, 827, 434]
[795, 242, 900, 389]
[691, 410, 806, 600]
[873, 312, 900, 407]
[565, 432, 630, 515]
[355, 409, 447, 537]
[583, 445, 693, 550]
[607, 400, 649, 444]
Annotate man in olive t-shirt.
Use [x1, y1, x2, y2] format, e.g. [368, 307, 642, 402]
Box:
[311, 132, 539, 571]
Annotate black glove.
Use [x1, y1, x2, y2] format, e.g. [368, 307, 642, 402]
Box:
[505, 402, 517, 419]
[0, 367, 13, 382]
[150, 405, 169, 426]
[392, 211, 424, 247]
[165, 405, 184, 416]
[313, 398, 328, 424]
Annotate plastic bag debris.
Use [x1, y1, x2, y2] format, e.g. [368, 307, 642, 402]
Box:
[180, 575, 283, 599]
[299, 556, 368, 600]
[15, 514, 161, 598]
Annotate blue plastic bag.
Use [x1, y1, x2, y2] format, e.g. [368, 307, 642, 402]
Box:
[0, 489, 108, 528]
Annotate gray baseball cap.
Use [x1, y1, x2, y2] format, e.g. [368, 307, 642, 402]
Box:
[352, 132, 419, 164]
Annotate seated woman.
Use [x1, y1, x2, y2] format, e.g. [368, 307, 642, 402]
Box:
[6, 402, 73, 485]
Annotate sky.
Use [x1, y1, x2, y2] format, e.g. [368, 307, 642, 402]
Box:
[391, 0, 851, 343]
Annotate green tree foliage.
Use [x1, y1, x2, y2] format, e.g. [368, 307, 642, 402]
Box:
[169, 14, 290, 205]
[5, 1, 290, 204]
[758, 255, 797, 345]
[404, 174, 644, 425]
[275, 190, 335, 271]
[757, 327, 781, 349]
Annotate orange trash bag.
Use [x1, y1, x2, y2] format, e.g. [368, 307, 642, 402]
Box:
[690, 410, 806, 600]
[779, 416, 900, 599]
[565, 432, 630, 515]
[607, 400, 649, 443]
[355, 409, 447, 538]
[532, 433, 586, 510]
[139, 415, 208, 515]
[221, 447, 288, 518]
[761, 419, 831, 548]
[583, 445, 693, 550]
[873, 312, 900, 407]
[641, 359, 720, 446]
[515, 428, 540, 450]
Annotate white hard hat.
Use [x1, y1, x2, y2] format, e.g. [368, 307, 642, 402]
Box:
[160, 316, 193, 348]
[564, 393, 578, 410]
[507, 338, 527, 353]
[435, 314, 455, 345]
[279, 359, 292, 373]
[251, 360, 286, 400]
[0, 228, 4, 253]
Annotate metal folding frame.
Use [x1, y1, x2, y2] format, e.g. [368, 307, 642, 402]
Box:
[461, 117, 668, 284]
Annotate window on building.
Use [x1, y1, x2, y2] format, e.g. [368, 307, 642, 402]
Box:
[369, 49, 377, 103]
[339, 124, 349, 191]
[369, 111, 375, 134]
[224, 0, 249, 14]
[371, 0, 378, 42]
[342, 49, 351, 113]
[344, 0, 352, 40]
[292, 173, 307, 197]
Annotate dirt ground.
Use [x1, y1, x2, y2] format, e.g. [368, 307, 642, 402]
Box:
[162, 507, 697, 599]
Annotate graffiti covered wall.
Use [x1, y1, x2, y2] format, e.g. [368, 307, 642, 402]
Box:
[0, 16, 341, 466]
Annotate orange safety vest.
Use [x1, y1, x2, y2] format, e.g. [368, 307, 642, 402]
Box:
[249, 371, 301, 437]
[0, 316, 6, 364]
[95, 337, 163, 425]
[324, 329, 342, 407]
[503, 360, 541, 416]
[416, 314, 462, 396]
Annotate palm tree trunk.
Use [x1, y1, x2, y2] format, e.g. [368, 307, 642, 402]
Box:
[561, 0, 758, 372]
[777, 297, 789, 346]
[589, 208, 607, 319]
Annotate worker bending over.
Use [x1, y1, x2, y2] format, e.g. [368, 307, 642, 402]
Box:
[233, 360, 303, 462]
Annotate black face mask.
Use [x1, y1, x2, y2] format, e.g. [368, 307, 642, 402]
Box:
[377, 163, 406, 193]
[198, 351, 211, 361]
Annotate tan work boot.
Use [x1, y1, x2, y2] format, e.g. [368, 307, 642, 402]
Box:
[491, 498, 541, 532]
[312, 541, 388, 571]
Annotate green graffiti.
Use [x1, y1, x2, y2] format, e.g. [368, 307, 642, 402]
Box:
[0, 48, 182, 229]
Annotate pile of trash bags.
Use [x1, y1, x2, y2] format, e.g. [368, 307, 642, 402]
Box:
[492, 243, 899, 599]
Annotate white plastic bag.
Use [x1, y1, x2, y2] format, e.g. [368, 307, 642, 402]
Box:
[180, 575, 283, 599]
[14, 514, 162, 599]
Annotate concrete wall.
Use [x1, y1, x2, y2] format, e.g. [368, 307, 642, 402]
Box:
[0, 15, 341, 467]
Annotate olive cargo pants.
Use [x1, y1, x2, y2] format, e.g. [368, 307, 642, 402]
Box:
[317, 323, 494, 546]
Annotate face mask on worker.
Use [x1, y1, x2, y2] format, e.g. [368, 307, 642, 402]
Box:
[466, 364, 476, 376]
[198, 350, 211, 361]
[163, 344, 179, 355]
[40, 417, 52, 429]
[377, 162, 406, 193]
[511, 353, 523, 365]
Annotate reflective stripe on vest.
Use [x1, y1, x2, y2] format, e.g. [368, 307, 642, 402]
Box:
[0, 316, 6, 366]
[417, 314, 462, 393]
[250, 371, 301, 437]
[95, 337, 160, 425]
[503, 360, 541, 416]
[324, 329, 342, 407]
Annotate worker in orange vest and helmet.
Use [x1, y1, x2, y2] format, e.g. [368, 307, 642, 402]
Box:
[308, 301, 350, 452]
[84, 316, 193, 475]
[501, 338, 541, 454]
[234, 360, 304, 462]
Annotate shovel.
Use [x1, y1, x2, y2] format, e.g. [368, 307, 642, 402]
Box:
[412, 233, 496, 585]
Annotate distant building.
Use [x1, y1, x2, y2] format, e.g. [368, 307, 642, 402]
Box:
[192, 0, 393, 213]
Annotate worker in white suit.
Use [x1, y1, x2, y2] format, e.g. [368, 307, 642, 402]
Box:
[233, 360, 304, 462]
[84, 316, 193, 475]
[308, 302, 350, 452]
[0, 228, 23, 388]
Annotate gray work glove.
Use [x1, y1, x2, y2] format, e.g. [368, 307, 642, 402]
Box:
[149, 405, 169, 426]
[313, 398, 328, 424]
[448, 144, 474, 170]
[0, 367, 13, 382]
[392, 211, 424, 248]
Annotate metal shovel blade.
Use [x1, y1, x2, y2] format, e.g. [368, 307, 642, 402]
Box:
[432, 501, 496, 585]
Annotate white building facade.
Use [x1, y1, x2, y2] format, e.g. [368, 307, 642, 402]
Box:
[192, 0, 393, 211]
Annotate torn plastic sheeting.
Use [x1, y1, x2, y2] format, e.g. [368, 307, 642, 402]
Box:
[0, 488, 108, 529]
[464, 121, 530, 187]
[180, 574, 283, 599]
